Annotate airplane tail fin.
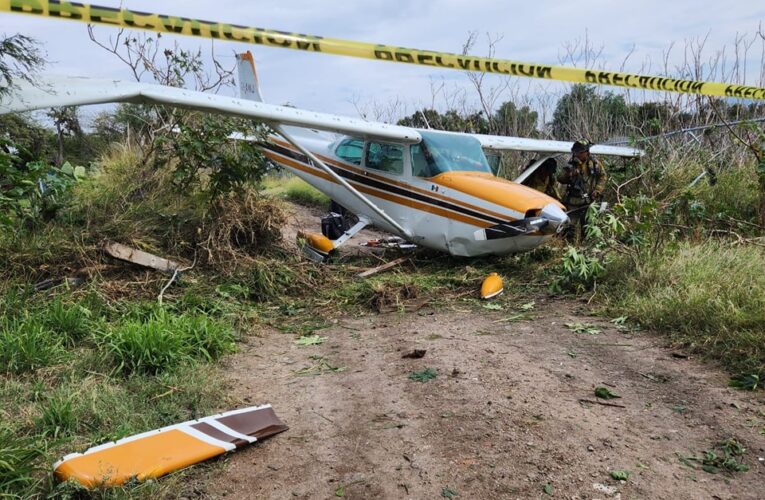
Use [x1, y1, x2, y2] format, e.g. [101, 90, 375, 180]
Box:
[236, 51, 264, 102]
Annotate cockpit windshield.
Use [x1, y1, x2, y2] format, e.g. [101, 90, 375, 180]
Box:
[411, 131, 492, 177]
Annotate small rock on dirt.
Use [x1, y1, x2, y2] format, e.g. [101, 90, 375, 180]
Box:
[402, 349, 427, 359]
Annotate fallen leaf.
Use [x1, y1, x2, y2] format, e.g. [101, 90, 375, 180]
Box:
[595, 387, 621, 399]
[441, 487, 458, 498]
[295, 334, 327, 346]
[610, 470, 630, 481]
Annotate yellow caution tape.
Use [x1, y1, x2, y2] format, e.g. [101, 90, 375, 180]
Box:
[3, 0, 765, 100]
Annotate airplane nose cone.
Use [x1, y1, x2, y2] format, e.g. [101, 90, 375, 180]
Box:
[540, 203, 569, 233]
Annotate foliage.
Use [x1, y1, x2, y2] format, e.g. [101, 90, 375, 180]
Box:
[728, 373, 760, 391]
[157, 113, 268, 200]
[566, 322, 601, 335]
[261, 174, 330, 207]
[550, 85, 629, 140]
[0, 316, 65, 374]
[594, 387, 620, 399]
[398, 100, 538, 138]
[295, 334, 327, 346]
[0, 114, 52, 163]
[680, 438, 750, 474]
[0, 141, 84, 228]
[0, 428, 45, 497]
[550, 246, 604, 293]
[609, 470, 630, 481]
[0, 34, 44, 95]
[601, 241, 765, 374]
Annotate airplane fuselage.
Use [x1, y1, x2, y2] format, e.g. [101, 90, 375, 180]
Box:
[260, 129, 567, 257]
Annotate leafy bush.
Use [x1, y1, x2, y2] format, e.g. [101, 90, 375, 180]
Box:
[549, 246, 604, 293]
[158, 113, 267, 200]
[0, 140, 83, 228]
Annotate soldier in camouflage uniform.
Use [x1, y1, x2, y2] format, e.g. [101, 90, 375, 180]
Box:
[557, 140, 607, 242]
[523, 157, 560, 200]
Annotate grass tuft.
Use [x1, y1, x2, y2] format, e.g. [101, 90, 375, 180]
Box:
[0, 318, 65, 374]
[100, 308, 236, 375]
[0, 428, 45, 497]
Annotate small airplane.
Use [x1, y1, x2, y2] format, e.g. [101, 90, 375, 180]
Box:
[0, 51, 642, 265]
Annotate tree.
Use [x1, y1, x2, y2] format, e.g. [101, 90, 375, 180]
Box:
[0, 34, 44, 96]
[47, 107, 83, 166]
[493, 101, 539, 138]
[550, 85, 629, 141]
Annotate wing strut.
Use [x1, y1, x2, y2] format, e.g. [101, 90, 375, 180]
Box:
[274, 124, 411, 239]
[236, 51, 411, 239]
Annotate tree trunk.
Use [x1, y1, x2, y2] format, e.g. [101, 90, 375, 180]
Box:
[55, 122, 64, 167]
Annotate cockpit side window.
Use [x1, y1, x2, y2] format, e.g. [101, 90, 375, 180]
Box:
[410, 144, 434, 177]
[365, 142, 404, 175]
[335, 138, 364, 165]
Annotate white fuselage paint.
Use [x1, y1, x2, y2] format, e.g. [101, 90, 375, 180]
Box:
[262, 135, 553, 257]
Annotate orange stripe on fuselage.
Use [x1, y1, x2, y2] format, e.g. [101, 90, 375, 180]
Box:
[263, 148, 493, 228]
[269, 137, 515, 222]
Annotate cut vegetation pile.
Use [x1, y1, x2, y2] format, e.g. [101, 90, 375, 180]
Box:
[0, 145, 285, 281]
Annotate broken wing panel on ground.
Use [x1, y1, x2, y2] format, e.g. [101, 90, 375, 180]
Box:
[0, 77, 422, 143]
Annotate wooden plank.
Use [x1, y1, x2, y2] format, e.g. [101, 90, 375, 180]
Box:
[103, 242, 180, 273]
[356, 257, 407, 278]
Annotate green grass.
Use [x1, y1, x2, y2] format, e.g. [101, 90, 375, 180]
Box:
[0, 427, 46, 497]
[262, 174, 330, 207]
[100, 308, 236, 376]
[602, 241, 765, 374]
[0, 318, 66, 374]
[0, 285, 240, 498]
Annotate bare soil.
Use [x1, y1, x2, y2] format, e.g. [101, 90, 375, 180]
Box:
[200, 298, 765, 499]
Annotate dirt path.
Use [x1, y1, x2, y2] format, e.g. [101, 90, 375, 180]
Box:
[200, 298, 764, 499]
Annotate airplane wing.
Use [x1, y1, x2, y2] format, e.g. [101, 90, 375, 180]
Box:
[473, 134, 643, 158]
[463, 134, 643, 184]
[0, 76, 422, 144]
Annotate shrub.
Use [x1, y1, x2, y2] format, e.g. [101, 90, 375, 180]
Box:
[549, 246, 605, 294]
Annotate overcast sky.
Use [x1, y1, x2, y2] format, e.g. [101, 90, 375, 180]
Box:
[3, 0, 765, 124]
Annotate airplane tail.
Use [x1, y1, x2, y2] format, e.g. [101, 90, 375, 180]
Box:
[236, 51, 264, 102]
